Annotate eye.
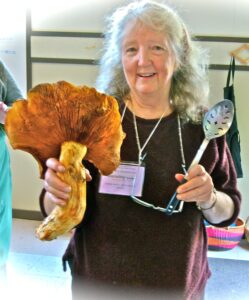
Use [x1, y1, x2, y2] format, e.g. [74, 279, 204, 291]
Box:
[125, 47, 137, 55]
[151, 45, 166, 53]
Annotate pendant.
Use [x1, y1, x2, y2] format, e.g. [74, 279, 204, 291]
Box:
[139, 152, 147, 165]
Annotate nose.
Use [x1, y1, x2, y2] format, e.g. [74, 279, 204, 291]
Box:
[137, 48, 151, 66]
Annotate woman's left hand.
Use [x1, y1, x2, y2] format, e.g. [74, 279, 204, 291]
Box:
[175, 164, 215, 207]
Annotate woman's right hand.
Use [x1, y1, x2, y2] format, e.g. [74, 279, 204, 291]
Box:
[44, 158, 92, 206]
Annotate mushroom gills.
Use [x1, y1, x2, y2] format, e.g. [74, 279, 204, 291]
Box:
[36, 141, 87, 241]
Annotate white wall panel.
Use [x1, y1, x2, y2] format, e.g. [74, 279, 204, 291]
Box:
[32, 63, 99, 87]
[199, 42, 248, 66]
[31, 36, 103, 60]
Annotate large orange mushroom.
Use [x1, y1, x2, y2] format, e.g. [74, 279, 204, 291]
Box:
[5, 81, 125, 240]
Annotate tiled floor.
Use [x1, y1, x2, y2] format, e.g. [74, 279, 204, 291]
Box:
[4, 218, 249, 300]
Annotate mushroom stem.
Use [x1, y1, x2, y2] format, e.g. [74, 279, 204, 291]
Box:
[36, 141, 87, 241]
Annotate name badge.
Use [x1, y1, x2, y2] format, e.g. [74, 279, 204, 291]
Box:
[99, 162, 145, 197]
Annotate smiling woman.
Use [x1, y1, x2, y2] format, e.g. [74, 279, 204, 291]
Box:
[96, 0, 210, 123]
[38, 1, 241, 300]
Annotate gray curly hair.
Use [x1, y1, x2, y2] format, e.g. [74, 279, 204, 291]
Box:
[96, 0, 210, 122]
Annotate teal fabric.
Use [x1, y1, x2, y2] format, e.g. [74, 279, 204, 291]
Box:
[0, 60, 23, 266]
[0, 130, 12, 266]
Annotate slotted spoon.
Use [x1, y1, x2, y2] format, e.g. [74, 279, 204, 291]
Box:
[165, 99, 234, 215]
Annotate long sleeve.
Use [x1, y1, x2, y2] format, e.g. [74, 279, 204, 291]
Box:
[0, 60, 23, 105]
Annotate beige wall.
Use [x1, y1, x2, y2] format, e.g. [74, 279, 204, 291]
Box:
[6, 0, 249, 220]
[8, 146, 43, 212]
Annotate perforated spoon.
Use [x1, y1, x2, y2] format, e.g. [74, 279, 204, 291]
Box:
[165, 99, 234, 215]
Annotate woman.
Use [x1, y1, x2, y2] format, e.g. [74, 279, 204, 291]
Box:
[0, 59, 23, 272]
[41, 1, 241, 299]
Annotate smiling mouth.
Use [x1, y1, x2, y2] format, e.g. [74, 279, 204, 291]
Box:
[138, 73, 156, 78]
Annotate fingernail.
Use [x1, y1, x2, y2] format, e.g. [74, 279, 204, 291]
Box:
[65, 186, 71, 192]
[176, 195, 182, 200]
[58, 165, 65, 172]
[59, 201, 66, 206]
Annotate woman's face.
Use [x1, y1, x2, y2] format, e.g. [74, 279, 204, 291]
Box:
[121, 22, 177, 99]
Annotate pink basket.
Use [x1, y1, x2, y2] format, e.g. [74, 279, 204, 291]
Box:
[206, 217, 245, 251]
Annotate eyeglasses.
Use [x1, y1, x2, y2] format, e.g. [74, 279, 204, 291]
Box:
[130, 195, 184, 214]
[129, 169, 185, 214]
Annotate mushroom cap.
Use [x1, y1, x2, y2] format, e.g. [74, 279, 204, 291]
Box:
[5, 81, 125, 177]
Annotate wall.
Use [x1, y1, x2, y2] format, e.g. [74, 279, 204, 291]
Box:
[0, 2, 27, 95]
[5, 0, 249, 220]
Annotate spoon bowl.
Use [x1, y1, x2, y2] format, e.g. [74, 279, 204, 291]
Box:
[203, 99, 234, 140]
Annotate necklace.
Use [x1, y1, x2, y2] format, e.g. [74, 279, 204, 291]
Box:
[177, 113, 187, 174]
[132, 107, 168, 164]
[121, 103, 186, 173]
[133, 109, 186, 173]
